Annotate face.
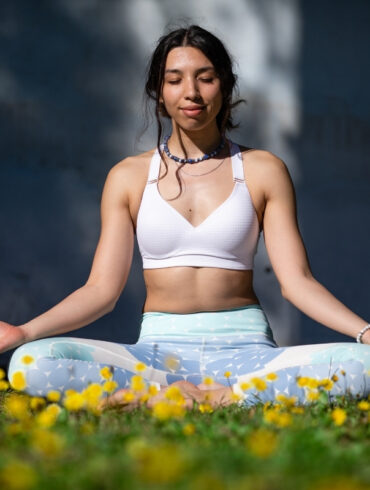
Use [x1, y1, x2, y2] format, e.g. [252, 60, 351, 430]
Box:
[161, 46, 223, 132]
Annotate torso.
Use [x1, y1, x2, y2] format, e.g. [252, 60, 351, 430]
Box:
[120, 142, 267, 313]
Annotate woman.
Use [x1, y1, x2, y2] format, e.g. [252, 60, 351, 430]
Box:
[1, 25, 369, 410]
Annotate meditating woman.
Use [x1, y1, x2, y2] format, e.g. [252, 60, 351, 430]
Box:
[1, 25, 369, 410]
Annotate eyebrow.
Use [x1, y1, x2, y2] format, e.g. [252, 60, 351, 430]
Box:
[164, 66, 216, 75]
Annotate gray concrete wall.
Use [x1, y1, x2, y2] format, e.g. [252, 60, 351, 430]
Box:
[1, 0, 369, 368]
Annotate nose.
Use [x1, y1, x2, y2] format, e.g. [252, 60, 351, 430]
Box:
[184, 77, 200, 100]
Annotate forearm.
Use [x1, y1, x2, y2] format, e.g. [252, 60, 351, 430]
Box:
[282, 275, 369, 341]
[18, 284, 116, 343]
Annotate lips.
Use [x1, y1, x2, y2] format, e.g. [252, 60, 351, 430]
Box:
[181, 105, 205, 117]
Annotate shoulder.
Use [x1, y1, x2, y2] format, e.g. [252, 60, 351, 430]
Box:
[236, 143, 293, 196]
[101, 149, 156, 205]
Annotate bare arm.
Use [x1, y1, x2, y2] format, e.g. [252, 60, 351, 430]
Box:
[261, 153, 370, 344]
[0, 160, 135, 352]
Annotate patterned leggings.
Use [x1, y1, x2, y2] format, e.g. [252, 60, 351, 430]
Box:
[7, 305, 370, 406]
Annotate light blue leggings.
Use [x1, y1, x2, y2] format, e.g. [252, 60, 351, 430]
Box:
[7, 305, 370, 406]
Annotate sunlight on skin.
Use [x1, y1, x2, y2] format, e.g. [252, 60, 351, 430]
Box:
[98, 380, 234, 411]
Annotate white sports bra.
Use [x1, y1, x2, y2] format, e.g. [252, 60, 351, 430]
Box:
[136, 140, 260, 270]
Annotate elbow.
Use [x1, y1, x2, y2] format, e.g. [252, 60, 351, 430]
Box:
[279, 271, 316, 302]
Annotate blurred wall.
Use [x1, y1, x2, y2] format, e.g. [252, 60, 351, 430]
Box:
[1, 0, 369, 368]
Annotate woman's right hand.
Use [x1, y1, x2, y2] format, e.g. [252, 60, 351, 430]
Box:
[0, 322, 27, 354]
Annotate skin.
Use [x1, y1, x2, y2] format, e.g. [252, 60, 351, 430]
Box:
[0, 46, 369, 410]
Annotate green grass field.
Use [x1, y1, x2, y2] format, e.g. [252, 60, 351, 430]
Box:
[1, 385, 369, 490]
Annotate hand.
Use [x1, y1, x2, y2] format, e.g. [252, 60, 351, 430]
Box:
[0, 322, 27, 354]
[361, 328, 370, 345]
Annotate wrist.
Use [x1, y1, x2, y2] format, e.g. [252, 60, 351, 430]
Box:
[356, 323, 370, 344]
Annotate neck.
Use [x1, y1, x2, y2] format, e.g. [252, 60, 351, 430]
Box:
[167, 124, 224, 159]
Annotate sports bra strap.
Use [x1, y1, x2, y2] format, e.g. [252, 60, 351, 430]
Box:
[146, 148, 162, 184]
[229, 141, 245, 182]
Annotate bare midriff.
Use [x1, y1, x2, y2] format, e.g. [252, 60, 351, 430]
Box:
[142, 267, 259, 313]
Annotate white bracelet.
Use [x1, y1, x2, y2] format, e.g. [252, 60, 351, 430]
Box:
[356, 323, 370, 343]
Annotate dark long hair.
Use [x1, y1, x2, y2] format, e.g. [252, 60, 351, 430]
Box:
[144, 25, 245, 198]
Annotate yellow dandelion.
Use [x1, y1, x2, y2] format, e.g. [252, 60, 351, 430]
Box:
[46, 403, 62, 417]
[35, 409, 58, 428]
[291, 406, 305, 415]
[10, 371, 27, 391]
[223, 371, 232, 378]
[296, 376, 310, 388]
[31, 428, 66, 458]
[317, 378, 334, 391]
[340, 370, 346, 376]
[307, 378, 320, 389]
[164, 355, 181, 371]
[240, 381, 251, 391]
[46, 390, 61, 402]
[65, 389, 77, 397]
[266, 372, 278, 381]
[165, 386, 185, 403]
[151, 400, 174, 420]
[135, 362, 147, 372]
[0, 367, 6, 379]
[103, 380, 118, 394]
[148, 384, 159, 396]
[198, 402, 214, 413]
[130, 375, 146, 392]
[331, 374, 339, 382]
[21, 354, 34, 365]
[140, 393, 150, 403]
[4, 394, 30, 421]
[0, 380, 10, 391]
[357, 400, 370, 411]
[183, 423, 196, 436]
[331, 407, 347, 426]
[275, 394, 298, 407]
[99, 366, 113, 380]
[82, 383, 103, 400]
[0, 460, 38, 490]
[30, 396, 46, 411]
[306, 390, 320, 402]
[251, 377, 267, 391]
[63, 392, 86, 411]
[202, 376, 214, 386]
[246, 428, 278, 458]
[231, 393, 243, 404]
[123, 391, 136, 403]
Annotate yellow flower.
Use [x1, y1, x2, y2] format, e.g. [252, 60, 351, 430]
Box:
[164, 355, 181, 371]
[265, 372, 278, 381]
[140, 393, 150, 403]
[148, 384, 159, 396]
[21, 355, 34, 365]
[103, 380, 118, 394]
[231, 393, 243, 404]
[31, 428, 65, 458]
[275, 394, 298, 408]
[223, 371, 231, 378]
[296, 376, 310, 388]
[251, 377, 267, 391]
[0, 367, 6, 379]
[151, 400, 186, 420]
[30, 397, 46, 411]
[165, 386, 185, 404]
[202, 376, 214, 386]
[183, 423, 196, 436]
[331, 374, 339, 382]
[4, 394, 30, 420]
[331, 407, 347, 426]
[291, 406, 305, 415]
[240, 381, 251, 391]
[306, 390, 320, 402]
[99, 366, 113, 380]
[130, 375, 146, 392]
[318, 378, 334, 391]
[10, 371, 27, 391]
[0, 460, 38, 490]
[198, 403, 214, 414]
[307, 378, 320, 389]
[123, 391, 137, 403]
[0, 380, 10, 391]
[246, 428, 278, 458]
[65, 389, 77, 397]
[135, 362, 147, 372]
[46, 390, 61, 402]
[263, 409, 292, 428]
[357, 400, 370, 411]
[35, 403, 61, 427]
[63, 392, 86, 411]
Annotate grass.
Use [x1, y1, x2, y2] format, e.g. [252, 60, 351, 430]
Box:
[0, 383, 369, 490]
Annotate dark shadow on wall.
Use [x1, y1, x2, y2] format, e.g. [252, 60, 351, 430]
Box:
[0, 1, 150, 367]
[291, 0, 370, 343]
